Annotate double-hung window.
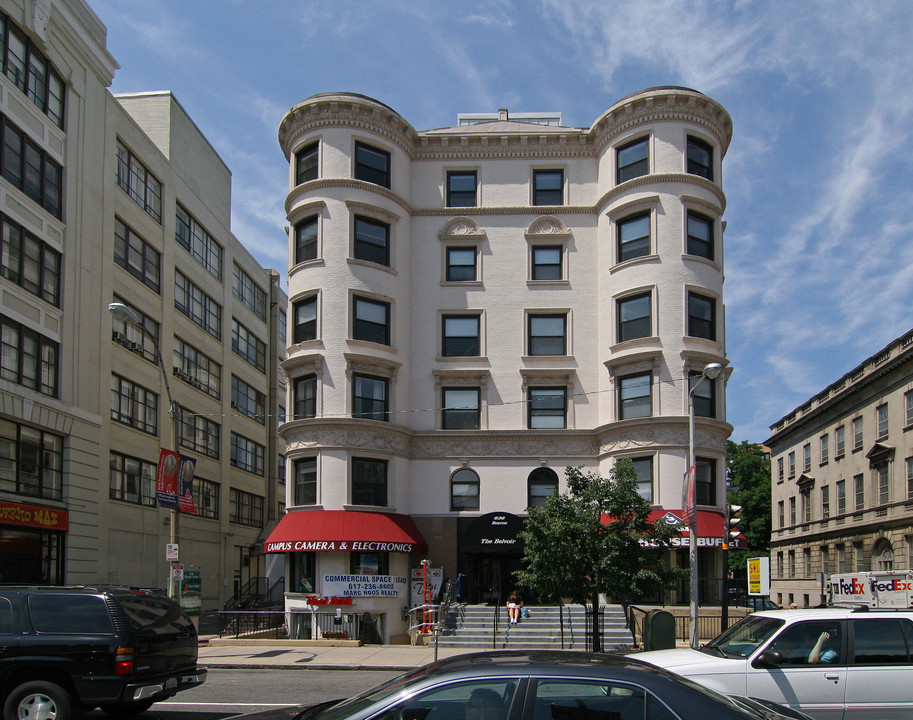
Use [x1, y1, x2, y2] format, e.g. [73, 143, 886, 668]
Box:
[616, 137, 648, 183]
[617, 212, 650, 262]
[294, 458, 317, 505]
[295, 141, 318, 184]
[353, 296, 390, 345]
[689, 370, 716, 418]
[528, 387, 566, 429]
[294, 374, 317, 419]
[695, 458, 716, 505]
[852, 417, 863, 451]
[619, 373, 651, 419]
[442, 387, 480, 429]
[531, 246, 562, 280]
[533, 170, 563, 206]
[687, 292, 716, 341]
[354, 141, 390, 188]
[295, 216, 318, 263]
[687, 211, 714, 260]
[876, 404, 889, 439]
[442, 315, 480, 357]
[292, 296, 317, 344]
[820, 434, 829, 464]
[528, 313, 566, 356]
[447, 171, 477, 207]
[835, 425, 846, 457]
[906, 390, 913, 427]
[354, 216, 390, 266]
[353, 374, 389, 422]
[686, 136, 714, 181]
[854, 473, 864, 510]
[617, 293, 651, 342]
[352, 458, 387, 506]
[446, 247, 476, 282]
[632, 457, 654, 502]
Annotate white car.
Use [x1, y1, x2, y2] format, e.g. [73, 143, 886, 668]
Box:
[632, 607, 913, 720]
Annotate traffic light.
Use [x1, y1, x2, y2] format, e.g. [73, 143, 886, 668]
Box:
[723, 503, 742, 550]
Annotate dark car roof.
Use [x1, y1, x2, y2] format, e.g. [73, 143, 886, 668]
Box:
[394, 650, 708, 693]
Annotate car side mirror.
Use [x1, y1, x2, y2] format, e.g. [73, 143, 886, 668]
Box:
[753, 650, 783, 668]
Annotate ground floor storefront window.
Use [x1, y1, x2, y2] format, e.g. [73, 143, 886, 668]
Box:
[0, 526, 64, 584]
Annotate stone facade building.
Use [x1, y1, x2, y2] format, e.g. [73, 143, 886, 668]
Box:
[270, 87, 734, 640]
[767, 329, 913, 607]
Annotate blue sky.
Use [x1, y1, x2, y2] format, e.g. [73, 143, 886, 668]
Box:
[89, 0, 913, 444]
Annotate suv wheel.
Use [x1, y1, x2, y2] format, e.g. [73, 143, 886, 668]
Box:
[3, 680, 80, 720]
[98, 699, 155, 717]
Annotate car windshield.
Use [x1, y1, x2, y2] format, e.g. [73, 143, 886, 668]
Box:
[702, 615, 784, 658]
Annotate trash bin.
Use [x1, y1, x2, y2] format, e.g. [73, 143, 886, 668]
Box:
[643, 609, 676, 651]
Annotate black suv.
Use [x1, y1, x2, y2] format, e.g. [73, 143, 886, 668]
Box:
[0, 585, 207, 719]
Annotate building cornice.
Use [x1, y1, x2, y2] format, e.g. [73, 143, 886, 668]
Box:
[280, 417, 732, 461]
[279, 87, 733, 163]
[767, 329, 913, 446]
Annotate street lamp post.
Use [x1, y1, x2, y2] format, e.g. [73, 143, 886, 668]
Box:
[688, 362, 723, 649]
[109, 302, 181, 599]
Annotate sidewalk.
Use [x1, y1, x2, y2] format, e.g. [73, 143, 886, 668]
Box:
[198, 638, 484, 670]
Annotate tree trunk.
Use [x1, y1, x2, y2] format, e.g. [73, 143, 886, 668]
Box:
[591, 598, 601, 653]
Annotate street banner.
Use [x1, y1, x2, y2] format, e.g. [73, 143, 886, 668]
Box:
[682, 465, 696, 525]
[178, 454, 197, 514]
[156, 449, 179, 509]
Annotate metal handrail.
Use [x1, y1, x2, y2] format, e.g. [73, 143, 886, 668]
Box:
[492, 603, 501, 648]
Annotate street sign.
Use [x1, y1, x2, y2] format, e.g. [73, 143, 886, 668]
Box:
[171, 563, 184, 582]
[166, 543, 179, 562]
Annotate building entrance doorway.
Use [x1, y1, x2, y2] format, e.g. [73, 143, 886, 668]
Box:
[458, 512, 534, 605]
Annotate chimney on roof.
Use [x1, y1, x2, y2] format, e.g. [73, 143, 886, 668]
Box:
[498, 108, 509, 121]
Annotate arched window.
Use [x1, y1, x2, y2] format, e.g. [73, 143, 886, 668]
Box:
[873, 539, 894, 571]
[451, 468, 480, 511]
[528, 467, 559, 508]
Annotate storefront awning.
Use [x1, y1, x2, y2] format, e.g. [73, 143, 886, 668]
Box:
[264, 510, 427, 554]
[601, 508, 748, 550]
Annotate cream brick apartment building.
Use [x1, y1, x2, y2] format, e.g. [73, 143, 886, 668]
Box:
[0, 0, 285, 609]
[268, 88, 735, 640]
[767, 330, 913, 607]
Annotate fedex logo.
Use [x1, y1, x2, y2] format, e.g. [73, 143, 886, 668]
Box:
[834, 576, 912, 595]
[834, 577, 868, 596]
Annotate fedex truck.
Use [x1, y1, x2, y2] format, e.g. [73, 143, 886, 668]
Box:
[829, 570, 913, 607]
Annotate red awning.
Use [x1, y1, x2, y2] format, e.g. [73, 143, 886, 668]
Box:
[601, 508, 748, 550]
[264, 510, 427, 554]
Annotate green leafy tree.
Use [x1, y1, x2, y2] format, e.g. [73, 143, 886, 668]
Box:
[726, 440, 771, 575]
[515, 461, 683, 651]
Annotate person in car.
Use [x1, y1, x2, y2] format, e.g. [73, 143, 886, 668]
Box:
[807, 629, 838, 664]
[465, 689, 504, 720]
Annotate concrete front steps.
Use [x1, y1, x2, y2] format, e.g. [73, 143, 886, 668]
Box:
[435, 604, 632, 651]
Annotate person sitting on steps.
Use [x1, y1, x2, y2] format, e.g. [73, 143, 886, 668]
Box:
[506, 589, 523, 624]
